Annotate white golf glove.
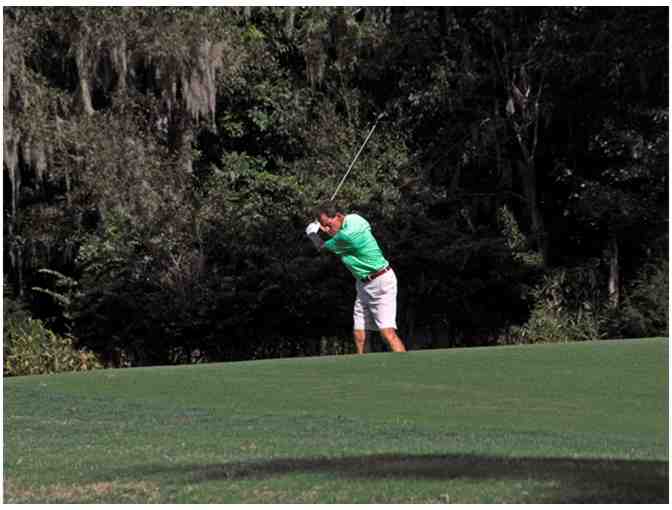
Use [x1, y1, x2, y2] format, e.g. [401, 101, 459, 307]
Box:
[305, 221, 320, 236]
[305, 221, 323, 250]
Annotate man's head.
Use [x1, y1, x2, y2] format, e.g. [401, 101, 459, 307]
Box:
[314, 201, 345, 237]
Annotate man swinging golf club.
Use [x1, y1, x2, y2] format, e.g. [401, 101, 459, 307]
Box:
[306, 202, 407, 354]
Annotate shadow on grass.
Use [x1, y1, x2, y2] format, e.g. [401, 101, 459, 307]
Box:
[130, 453, 668, 503]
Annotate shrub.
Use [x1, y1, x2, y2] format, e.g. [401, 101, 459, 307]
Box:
[3, 284, 30, 324]
[608, 256, 668, 338]
[3, 316, 102, 376]
[513, 304, 602, 344]
[318, 336, 355, 356]
[512, 265, 604, 344]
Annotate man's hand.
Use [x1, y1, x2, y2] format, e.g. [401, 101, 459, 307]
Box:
[305, 221, 320, 236]
[305, 221, 324, 250]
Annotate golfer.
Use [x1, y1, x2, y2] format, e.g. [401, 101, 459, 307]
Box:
[306, 202, 407, 354]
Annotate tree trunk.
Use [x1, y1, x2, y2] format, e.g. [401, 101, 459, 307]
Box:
[284, 7, 295, 38]
[10, 242, 24, 298]
[403, 303, 416, 349]
[608, 236, 620, 308]
[390, 7, 406, 32]
[437, 7, 448, 50]
[74, 38, 95, 115]
[111, 38, 128, 96]
[168, 109, 194, 174]
[517, 159, 548, 265]
[448, 164, 461, 197]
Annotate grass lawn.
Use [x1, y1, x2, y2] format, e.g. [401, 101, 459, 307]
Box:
[3, 338, 668, 503]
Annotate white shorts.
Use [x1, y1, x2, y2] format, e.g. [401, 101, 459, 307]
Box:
[353, 269, 398, 331]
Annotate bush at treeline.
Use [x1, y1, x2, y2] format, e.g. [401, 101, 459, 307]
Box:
[3, 7, 668, 371]
[3, 290, 102, 375]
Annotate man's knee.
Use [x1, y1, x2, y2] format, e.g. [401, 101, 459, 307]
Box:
[379, 328, 397, 341]
[353, 329, 367, 353]
[379, 328, 407, 352]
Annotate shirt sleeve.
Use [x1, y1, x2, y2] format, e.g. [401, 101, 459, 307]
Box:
[323, 231, 350, 255]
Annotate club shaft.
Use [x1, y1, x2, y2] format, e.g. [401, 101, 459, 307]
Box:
[330, 118, 381, 202]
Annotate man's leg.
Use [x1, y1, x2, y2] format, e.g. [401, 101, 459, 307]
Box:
[369, 270, 406, 352]
[353, 282, 370, 354]
[354, 329, 367, 354]
[380, 328, 407, 352]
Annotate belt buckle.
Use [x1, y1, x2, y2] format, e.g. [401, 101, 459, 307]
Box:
[364, 266, 387, 283]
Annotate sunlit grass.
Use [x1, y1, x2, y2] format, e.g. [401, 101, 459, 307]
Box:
[4, 338, 668, 503]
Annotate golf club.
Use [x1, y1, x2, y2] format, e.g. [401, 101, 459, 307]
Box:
[330, 112, 386, 202]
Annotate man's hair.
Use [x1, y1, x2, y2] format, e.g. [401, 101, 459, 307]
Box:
[313, 201, 344, 219]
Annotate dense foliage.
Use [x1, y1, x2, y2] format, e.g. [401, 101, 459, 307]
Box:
[3, 7, 668, 369]
[4, 284, 102, 375]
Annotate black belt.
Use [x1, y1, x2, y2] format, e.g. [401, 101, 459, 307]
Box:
[361, 266, 391, 283]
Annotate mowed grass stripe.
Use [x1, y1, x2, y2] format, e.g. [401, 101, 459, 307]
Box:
[4, 338, 668, 503]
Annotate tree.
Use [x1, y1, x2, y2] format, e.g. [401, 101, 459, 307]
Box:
[547, 7, 668, 308]
[4, 7, 667, 366]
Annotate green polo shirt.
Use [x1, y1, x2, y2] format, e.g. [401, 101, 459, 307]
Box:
[323, 214, 389, 280]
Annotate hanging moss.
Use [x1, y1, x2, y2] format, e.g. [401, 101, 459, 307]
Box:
[4, 131, 20, 219]
[149, 37, 224, 129]
[304, 28, 327, 88]
[4, 8, 236, 293]
[4, 15, 22, 220]
[181, 38, 224, 129]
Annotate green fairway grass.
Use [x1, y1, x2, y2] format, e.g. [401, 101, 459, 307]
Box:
[3, 338, 668, 503]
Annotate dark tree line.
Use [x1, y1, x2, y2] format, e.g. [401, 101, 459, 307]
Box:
[3, 7, 668, 368]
